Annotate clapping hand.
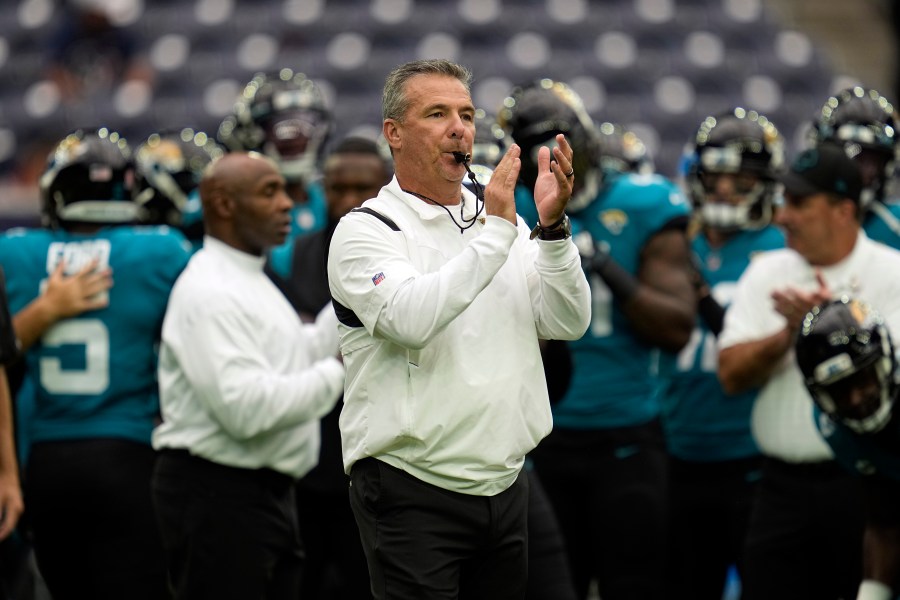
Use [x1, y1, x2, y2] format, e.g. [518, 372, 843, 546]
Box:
[533, 133, 575, 227]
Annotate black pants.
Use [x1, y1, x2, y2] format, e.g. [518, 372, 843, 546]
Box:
[529, 420, 669, 600]
[25, 438, 169, 600]
[295, 485, 372, 599]
[741, 457, 863, 600]
[665, 455, 762, 600]
[151, 449, 303, 600]
[349, 457, 529, 600]
[294, 401, 372, 600]
[525, 465, 578, 600]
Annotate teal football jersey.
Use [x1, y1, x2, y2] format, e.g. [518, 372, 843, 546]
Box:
[660, 226, 785, 461]
[864, 200, 900, 250]
[0, 225, 191, 445]
[514, 184, 540, 230]
[553, 172, 691, 429]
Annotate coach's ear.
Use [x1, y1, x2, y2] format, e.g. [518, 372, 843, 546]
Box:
[384, 119, 402, 153]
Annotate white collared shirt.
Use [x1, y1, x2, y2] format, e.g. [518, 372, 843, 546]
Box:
[719, 233, 900, 462]
[153, 236, 345, 478]
[328, 177, 591, 496]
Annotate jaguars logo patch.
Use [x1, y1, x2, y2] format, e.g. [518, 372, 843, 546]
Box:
[599, 209, 628, 235]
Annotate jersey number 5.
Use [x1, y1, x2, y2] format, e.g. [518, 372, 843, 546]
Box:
[39, 319, 110, 394]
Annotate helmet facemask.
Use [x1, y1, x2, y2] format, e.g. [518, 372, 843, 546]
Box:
[686, 110, 783, 233]
[813, 87, 900, 207]
[691, 150, 776, 232]
[807, 349, 895, 434]
[221, 70, 332, 186]
[260, 109, 330, 183]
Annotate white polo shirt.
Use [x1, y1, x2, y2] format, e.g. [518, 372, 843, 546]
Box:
[153, 236, 345, 478]
[719, 233, 900, 463]
[327, 177, 591, 496]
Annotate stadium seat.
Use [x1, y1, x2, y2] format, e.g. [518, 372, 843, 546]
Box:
[0, 0, 848, 185]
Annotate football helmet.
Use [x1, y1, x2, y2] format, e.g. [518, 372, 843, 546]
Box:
[218, 68, 332, 184]
[39, 128, 139, 230]
[812, 86, 899, 207]
[685, 108, 784, 231]
[133, 128, 224, 227]
[498, 78, 601, 212]
[796, 297, 899, 434]
[596, 121, 654, 177]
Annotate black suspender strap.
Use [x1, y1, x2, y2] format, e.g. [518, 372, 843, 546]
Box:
[350, 207, 400, 231]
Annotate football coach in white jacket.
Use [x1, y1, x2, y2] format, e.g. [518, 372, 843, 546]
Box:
[328, 59, 591, 600]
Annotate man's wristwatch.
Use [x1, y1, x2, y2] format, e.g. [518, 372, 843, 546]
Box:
[529, 214, 571, 241]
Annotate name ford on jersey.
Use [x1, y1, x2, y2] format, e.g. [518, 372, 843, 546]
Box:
[45, 239, 112, 275]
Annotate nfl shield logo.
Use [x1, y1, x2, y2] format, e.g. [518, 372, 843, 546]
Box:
[372, 272, 385, 286]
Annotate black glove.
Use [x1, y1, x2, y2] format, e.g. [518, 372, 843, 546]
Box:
[689, 254, 726, 336]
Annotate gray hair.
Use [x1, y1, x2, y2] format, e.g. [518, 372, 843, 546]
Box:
[382, 59, 473, 122]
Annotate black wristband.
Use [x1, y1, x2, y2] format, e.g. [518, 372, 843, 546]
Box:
[697, 292, 726, 337]
[591, 249, 639, 302]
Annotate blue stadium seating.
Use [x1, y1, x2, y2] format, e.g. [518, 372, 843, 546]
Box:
[0, 0, 842, 182]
